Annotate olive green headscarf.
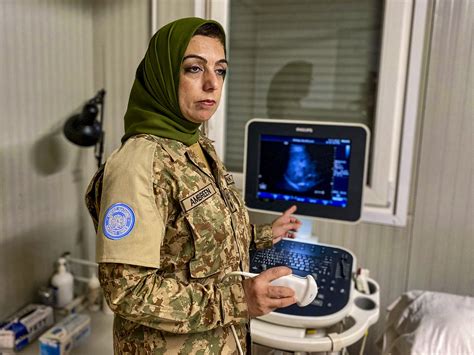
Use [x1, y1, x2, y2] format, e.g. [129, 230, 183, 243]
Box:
[122, 17, 225, 146]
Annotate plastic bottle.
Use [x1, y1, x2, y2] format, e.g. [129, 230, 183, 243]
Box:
[51, 257, 74, 308]
[87, 274, 101, 311]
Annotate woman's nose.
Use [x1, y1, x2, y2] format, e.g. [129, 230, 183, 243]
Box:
[203, 70, 218, 91]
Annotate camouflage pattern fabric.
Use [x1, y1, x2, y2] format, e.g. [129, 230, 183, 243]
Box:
[85, 134, 273, 354]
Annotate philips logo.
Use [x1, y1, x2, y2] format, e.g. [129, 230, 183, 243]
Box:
[296, 127, 313, 133]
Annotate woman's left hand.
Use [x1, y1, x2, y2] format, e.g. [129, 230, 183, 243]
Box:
[271, 205, 302, 244]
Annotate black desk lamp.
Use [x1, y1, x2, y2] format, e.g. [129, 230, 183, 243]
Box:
[64, 89, 106, 168]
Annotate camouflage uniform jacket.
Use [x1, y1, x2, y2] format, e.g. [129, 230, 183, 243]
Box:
[85, 134, 274, 354]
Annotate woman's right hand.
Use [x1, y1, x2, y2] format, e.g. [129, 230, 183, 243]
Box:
[242, 266, 297, 318]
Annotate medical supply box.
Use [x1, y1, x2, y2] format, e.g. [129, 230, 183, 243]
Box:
[0, 304, 54, 352]
[39, 313, 90, 355]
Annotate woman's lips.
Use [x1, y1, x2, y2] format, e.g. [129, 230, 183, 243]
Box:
[197, 99, 216, 107]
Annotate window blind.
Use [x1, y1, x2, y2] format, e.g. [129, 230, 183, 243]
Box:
[224, 0, 383, 171]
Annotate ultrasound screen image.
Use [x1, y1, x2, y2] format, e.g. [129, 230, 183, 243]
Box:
[257, 135, 351, 207]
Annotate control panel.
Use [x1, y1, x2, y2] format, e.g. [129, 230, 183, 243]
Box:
[250, 239, 354, 317]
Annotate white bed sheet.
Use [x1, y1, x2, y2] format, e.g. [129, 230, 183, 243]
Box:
[377, 290, 473, 355]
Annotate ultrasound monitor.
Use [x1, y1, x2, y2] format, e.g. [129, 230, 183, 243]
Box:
[244, 119, 369, 223]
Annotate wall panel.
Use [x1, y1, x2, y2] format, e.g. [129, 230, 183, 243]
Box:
[0, 0, 94, 318]
[87, 0, 150, 260]
[407, 0, 473, 295]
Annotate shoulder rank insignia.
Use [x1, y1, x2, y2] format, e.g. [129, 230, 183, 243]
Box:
[224, 173, 235, 186]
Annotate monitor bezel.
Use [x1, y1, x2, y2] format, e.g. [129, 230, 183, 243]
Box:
[243, 118, 369, 223]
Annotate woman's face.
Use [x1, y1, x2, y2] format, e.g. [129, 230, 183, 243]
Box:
[178, 35, 227, 124]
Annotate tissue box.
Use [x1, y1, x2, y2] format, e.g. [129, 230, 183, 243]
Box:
[0, 304, 54, 352]
[39, 313, 90, 355]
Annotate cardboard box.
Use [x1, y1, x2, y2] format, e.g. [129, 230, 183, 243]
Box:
[39, 313, 90, 355]
[0, 304, 54, 352]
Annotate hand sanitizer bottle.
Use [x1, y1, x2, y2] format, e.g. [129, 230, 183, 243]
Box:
[51, 257, 74, 308]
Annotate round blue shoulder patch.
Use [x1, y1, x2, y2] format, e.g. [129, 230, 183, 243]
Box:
[103, 203, 135, 240]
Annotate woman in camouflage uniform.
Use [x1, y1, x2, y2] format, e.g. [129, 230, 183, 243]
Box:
[86, 17, 301, 354]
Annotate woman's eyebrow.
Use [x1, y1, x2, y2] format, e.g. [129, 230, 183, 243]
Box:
[182, 54, 228, 65]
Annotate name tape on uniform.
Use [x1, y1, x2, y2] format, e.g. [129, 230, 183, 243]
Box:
[181, 183, 217, 212]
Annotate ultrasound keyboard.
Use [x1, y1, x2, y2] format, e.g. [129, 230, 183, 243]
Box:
[250, 239, 354, 317]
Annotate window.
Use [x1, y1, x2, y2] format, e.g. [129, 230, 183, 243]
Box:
[224, 0, 382, 173]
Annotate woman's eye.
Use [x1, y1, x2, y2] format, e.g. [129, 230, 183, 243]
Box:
[185, 65, 202, 74]
[216, 68, 227, 77]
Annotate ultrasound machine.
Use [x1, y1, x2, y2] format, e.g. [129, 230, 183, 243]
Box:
[243, 119, 380, 353]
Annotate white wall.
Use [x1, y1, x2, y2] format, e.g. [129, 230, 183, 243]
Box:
[0, 0, 149, 318]
[0, 0, 94, 318]
[406, 0, 473, 293]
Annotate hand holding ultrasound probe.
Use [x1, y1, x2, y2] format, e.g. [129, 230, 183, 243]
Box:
[241, 205, 304, 317]
[240, 206, 318, 317]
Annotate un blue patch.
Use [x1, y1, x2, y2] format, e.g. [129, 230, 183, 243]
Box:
[103, 203, 135, 240]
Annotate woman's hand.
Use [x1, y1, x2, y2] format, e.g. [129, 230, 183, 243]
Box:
[271, 205, 302, 244]
[242, 266, 296, 317]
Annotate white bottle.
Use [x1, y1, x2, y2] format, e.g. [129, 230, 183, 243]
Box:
[51, 257, 74, 308]
[87, 274, 101, 311]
